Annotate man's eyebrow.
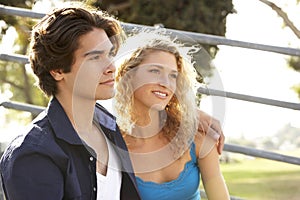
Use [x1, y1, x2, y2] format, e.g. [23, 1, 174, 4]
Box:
[84, 50, 105, 57]
[83, 45, 114, 57]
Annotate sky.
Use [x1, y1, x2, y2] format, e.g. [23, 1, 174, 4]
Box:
[202, 0, 300, 140]
[1, 0, 300, 144]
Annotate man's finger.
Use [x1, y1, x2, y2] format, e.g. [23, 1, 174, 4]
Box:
[209, 119, 225, 155]
[217, 131, 225, 154]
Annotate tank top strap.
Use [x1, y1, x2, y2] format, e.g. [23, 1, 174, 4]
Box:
[189, 142, 197, 162]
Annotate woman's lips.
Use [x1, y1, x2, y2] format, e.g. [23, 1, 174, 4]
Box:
[152, 90, 168, 99]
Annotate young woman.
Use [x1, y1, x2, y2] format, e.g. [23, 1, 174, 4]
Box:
[114, 32, 230, 200]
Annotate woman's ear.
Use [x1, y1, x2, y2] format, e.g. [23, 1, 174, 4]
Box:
[50, 69, 64, 81]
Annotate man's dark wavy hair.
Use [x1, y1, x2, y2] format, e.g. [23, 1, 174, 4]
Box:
[29, 5, 123, 96]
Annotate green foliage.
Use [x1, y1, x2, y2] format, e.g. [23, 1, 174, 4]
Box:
[288, 52, 300, 102]
[89, 0, 234, 99]
[0, 60, 48, 106]
[218, 157, 300, 200]
[0, 0, 233, 113]
[104, 0, 233, 35]
[288, 56, 300, 72]
[0, 0, 34, 30]
[292, 84, 300, 100]
[91, 0, 234, 58]
[0, 0, 48, 107]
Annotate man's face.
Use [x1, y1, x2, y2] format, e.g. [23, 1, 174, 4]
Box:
[63, 28, 116, 101]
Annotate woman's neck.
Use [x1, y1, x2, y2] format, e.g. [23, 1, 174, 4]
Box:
[131, 108, 163, 139]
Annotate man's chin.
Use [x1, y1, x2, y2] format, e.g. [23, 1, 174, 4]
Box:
[96, 92, 115, 101]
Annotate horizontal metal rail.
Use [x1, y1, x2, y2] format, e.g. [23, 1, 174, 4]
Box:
[0, 53, 29, 64]
[1, 100, 300, 166]
[1, 56, 299, 113]
[0, 4, 45, 18]
[1, 4, 300, 56]
[1, 4, 299, 200]
[0, 101, 45, 116]
[122, 23, 300, 56]
[197, 87, 300, 110]
[224, 144, 300, 165]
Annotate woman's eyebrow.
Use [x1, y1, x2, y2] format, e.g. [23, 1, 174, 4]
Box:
[150, 64, 178, 73]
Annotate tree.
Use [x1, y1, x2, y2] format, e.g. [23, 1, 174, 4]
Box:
[0, 0, 49, 111]
[258, 0, 300, 99]
[88, 0, 234, 103]
[0, 0, 234, 112]
[274, 123, 300, 149]
[89, 0, 234, 57]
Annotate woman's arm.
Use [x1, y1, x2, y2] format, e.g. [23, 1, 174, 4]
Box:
[197, 145, 230, 200]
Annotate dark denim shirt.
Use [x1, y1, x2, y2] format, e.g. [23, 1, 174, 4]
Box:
[0, 97, 141, 200]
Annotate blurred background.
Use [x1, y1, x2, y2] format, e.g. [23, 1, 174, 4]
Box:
[0, 0, 300, 199]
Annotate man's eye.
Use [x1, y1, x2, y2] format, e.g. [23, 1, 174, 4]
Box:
[90, 55, 101, 60]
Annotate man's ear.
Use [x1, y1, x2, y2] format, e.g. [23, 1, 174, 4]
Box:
[50, 69, 64, 81]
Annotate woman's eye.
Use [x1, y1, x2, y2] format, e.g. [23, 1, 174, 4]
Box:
[170, 73, 178, 79]
[149, 69, 160, 74]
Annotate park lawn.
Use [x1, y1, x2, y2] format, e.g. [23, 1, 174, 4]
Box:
[215, 157, 300, 200]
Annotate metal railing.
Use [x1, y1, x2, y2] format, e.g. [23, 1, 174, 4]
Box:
[1, 4, 300, 200]
[2, 98, 300, 167]
[1, 4, 300, 56]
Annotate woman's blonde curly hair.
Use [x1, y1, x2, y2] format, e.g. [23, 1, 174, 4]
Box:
[114, 31, 200, 158]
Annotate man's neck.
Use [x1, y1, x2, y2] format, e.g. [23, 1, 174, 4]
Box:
[55, 93, 96, 134]
[54, 91, 109, 176]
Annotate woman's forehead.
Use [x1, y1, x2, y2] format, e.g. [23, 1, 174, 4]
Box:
[140, 50, 177, 68]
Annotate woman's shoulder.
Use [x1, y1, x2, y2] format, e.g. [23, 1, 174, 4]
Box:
[193, 132, 205, 160]
[193, 130, 218, 160]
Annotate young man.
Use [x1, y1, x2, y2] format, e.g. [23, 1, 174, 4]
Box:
[0, 4, 225, 200]
[0, 5, 141, 200]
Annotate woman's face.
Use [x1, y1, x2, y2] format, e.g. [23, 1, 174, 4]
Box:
[131, 50, 178, 111]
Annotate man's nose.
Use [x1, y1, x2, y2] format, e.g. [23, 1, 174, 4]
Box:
[103, 60, 116, 74]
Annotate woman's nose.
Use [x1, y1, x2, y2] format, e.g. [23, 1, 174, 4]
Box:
[158, 74, 170, 87]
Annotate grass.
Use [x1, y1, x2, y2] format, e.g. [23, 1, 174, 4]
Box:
[200, 153, 300, 200]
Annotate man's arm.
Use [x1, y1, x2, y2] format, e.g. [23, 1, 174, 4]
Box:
[197, 109, 225, 154]
[1, 153, 64, 200]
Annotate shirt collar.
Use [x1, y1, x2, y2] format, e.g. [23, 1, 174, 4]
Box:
[94, 103, 116, 132]
[46, 97, 83, 145]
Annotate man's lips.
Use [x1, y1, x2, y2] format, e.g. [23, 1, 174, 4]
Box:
[99, 79, 115, 85]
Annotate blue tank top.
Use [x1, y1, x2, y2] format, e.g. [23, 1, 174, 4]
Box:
[136, 143, 200, 200]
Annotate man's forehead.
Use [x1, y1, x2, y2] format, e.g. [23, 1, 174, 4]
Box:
[85, 39, 113, 51]
[77, 29, 113, 52]
[94, 39, 114, 50]
[76, 39, 113, 58]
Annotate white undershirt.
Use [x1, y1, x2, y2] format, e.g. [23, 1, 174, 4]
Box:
[96, 135, 122, 200]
